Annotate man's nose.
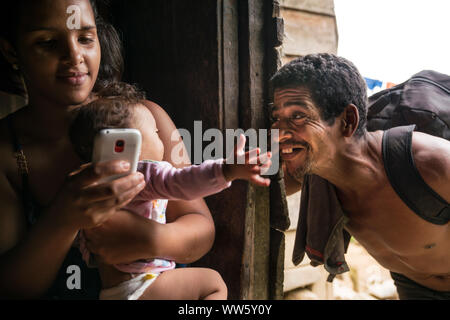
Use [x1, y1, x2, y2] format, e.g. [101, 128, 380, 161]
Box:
[273, 126, 293, 143]
[271, 121, 292, 143]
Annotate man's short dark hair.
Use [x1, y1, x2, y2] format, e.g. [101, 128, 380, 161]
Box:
[270, 53, 368, 137]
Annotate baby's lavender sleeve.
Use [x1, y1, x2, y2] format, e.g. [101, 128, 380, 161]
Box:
[139, 159, 232, 200]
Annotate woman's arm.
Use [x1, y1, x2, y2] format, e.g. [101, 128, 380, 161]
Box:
[0, 160, 144, 298]
[84, 100, 216, 265]
[0, 172, 78, 298]
[145, 100, 215, 262]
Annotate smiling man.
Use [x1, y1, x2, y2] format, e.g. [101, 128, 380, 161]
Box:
[271, 53, 450, 300]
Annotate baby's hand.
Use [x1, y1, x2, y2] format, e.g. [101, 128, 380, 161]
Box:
[223, 134, 272, 187]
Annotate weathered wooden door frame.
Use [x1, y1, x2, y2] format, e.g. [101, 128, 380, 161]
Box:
[222, 0, 289, 299]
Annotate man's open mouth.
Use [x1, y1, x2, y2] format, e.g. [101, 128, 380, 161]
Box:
[280, 146, 305, 160]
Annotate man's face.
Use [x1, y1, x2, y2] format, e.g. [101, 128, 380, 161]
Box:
[271, 87, 337, 182]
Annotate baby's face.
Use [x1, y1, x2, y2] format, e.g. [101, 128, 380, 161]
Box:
[133, 104, 164, 161]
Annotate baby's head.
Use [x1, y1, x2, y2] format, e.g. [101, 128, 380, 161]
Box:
[69, 82, 164, 163]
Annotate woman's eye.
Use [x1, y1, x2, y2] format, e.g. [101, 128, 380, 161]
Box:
[37, 39, 57, 47]
[79, 37, 94, 44]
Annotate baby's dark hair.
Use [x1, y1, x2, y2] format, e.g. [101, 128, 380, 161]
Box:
[69, 82, 146, 163]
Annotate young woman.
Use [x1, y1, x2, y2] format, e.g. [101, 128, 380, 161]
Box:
[0, 0, 216, 299]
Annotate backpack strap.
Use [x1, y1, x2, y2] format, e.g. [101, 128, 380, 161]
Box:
[382, 125, 450, 225]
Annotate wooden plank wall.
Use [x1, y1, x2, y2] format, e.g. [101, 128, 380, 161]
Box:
[279, 0, 338, 64]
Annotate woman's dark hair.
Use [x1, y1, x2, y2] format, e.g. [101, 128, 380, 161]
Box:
[0, 0, 124, 95]
[271, 53, 368, 137]
[90, 0, 124, 91]
[69, 81, 146, 162]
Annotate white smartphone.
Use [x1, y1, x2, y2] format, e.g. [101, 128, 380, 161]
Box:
[92, 128, 142, 183]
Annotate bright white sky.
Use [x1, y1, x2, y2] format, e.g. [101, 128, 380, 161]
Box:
[334, 0, 450, 85]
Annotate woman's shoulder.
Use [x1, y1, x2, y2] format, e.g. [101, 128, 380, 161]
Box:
[139, 99, 191, 168]
[140, 99, 171, 122]
[0, 116, 13, 155]
[0, 116, 21, 216]
[0, 115, 18, 180]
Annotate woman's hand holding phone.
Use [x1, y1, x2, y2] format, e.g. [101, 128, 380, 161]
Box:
[46, 128, 145, 230]
[47, 159, 145, 231]
[92, 129, 142, 183]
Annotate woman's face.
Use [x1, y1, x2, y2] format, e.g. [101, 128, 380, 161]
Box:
[14, 0, 101, 107]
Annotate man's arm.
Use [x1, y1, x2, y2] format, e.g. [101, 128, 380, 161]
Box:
[413, 132, 450, 203]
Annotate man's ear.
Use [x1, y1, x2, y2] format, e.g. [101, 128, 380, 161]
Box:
[0, 38, 19, 69]
[340, 104, 359, 137]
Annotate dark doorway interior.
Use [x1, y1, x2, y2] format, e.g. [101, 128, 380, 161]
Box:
[103, 0, 287, 300]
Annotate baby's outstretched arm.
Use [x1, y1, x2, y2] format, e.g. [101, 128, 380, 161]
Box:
[138, 159, 230, 201]
[222, 134, 272, 187]
[139, 135, 271, 201]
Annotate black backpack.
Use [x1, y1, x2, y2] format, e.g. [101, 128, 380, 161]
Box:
[367, 70, 450, 225]
[367, 70, 450, 138]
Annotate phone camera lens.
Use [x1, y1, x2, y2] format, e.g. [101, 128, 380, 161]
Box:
[115, 140, 125, 153]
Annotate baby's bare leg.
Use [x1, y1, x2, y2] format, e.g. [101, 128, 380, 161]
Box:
[138, 267, 227, 300]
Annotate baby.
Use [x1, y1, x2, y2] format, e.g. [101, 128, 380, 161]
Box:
[68, 83, 272, 300]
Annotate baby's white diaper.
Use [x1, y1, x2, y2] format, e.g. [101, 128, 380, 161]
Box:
[99, 273, 159, 300]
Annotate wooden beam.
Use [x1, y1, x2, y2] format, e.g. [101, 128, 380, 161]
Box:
[281, 8, 338, 57]
[279, 0, 335, 17]
[220, 0, 240, 130]
[238, 0, 273, 300]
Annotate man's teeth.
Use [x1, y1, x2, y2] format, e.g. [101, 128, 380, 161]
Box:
[282, 148, 293, 154]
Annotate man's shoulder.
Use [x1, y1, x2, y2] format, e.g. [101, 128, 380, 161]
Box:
[412, 131, 450, 169]
[411, 131, 450, 202]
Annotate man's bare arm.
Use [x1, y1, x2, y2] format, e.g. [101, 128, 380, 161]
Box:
[413, 132, 450, 204]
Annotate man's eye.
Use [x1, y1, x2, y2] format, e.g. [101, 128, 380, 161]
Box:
[271, 117, 280, 123]
[290, 114, 309, 124]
